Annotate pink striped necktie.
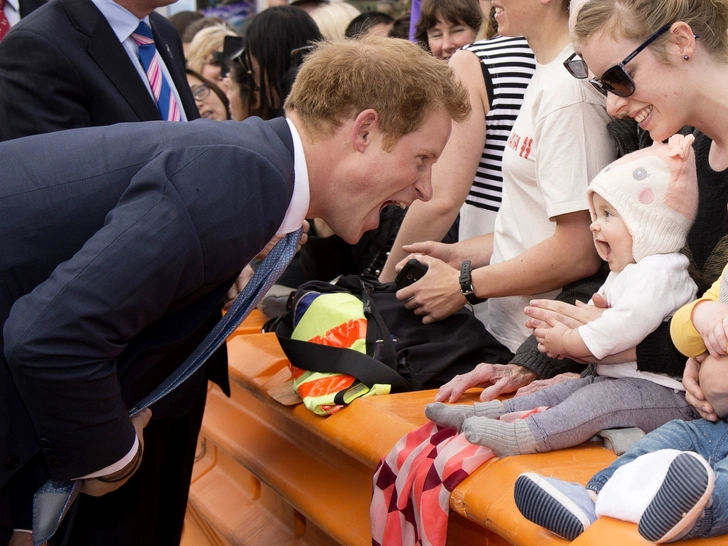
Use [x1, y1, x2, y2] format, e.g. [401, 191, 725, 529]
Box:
[0, 0, 10, 42]
[131, 21, 181, 121]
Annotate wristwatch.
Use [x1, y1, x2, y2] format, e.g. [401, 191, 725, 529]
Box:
[459, 260, 487, 305]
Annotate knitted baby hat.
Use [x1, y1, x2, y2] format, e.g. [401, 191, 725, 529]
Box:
[587, 133, 698, 262]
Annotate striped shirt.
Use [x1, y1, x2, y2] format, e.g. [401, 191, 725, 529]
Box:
[461, 36, 535, 213]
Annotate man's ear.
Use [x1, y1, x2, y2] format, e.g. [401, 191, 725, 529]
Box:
[667, 21, 697, 60]
[352, 109, 379, 152]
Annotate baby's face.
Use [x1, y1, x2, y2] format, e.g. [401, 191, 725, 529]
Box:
[589, 193, 635, 272]
[699, 356, 728, 419]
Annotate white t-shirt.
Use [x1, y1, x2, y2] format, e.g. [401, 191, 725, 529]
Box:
[487, 44, 615, 352]
[580, 253, 697, 390]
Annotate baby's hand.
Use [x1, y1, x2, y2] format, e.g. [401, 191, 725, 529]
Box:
[692, 301, 728, 358]
[533, 314, 571, 359]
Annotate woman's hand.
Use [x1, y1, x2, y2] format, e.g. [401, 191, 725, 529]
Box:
[524, 296, 607, 330]
[399, 241, 463, 270]
[683, 355, 718, 421]
[434, 363, 537, 402]
[395, 255, 464, 324]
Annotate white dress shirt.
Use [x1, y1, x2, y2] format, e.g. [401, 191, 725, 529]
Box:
[4, 0, 20, 26]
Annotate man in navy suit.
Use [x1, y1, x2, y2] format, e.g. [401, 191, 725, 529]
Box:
[0, 37, 470, 545]
[0, 0, 198, 141]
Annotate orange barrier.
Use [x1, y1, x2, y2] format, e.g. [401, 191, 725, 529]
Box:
[182, 310, 725, 546]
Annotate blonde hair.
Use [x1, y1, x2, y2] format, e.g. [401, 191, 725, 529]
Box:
[574, 0, 728, 63]
[309, 0, 361, 40]
[284, 36, 470, 149]
[187, 24, 239, 74]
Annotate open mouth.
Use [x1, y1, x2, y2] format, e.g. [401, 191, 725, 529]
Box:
[380, 200, 407, 212]
[633, 104, 653, 125]
[594, 239, 611, 261]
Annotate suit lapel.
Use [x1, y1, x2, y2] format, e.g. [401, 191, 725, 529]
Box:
[62, 0, 161, 121]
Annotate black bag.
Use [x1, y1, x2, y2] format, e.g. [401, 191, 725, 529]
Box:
[268, 275, 512, 393]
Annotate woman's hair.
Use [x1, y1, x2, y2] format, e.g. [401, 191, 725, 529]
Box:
[388, 12, 411, 39]
[414, 0, 482, 51]
[242, 6, 323, 120]
[476, 6, 498, 40]
[186, 68, 231, 119]
[169, 10, 203, 39]
[309, 0, 361, 40]
[182, 16, 232, 45]
[187, 24, 240, 74]
[345, 11, 394, 38]
[574, 0, 728, 63]
[285, 36, 471, 150]
[229, 58, 258, 116]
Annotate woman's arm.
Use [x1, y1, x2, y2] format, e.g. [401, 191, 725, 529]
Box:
[379, 50, 489, 282]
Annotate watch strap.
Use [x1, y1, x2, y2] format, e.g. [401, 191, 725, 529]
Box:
[459, 260, 486, 305]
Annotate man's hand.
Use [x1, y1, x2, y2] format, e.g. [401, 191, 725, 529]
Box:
[80, 409, 152, 497]
[683, 355, 718, 421]
[395, 255, 464, 324]
[223, 265, 255, 311]
[434, 363, 537, 402]
[298, 219, 310, 251]
[9, 532, 34, 546]
[525, 297, 606, 330]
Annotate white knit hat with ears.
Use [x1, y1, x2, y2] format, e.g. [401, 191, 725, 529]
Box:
[587, 134, 698, 262]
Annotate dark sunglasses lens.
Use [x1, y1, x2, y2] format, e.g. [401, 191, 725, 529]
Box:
[601, 66, 635, 97]
[564, 59, 589, 79]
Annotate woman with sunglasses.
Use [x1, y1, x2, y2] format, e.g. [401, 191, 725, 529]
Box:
[522, 0, 728, 418]
[388, 0, 615, 395]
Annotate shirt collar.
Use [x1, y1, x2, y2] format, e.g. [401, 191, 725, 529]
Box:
[277, 118, 310, 235]
[90, 0, 149, 42]
[5, 0, 19, 13]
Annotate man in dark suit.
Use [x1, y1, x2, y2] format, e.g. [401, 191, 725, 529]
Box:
[0, 0, 198, 141]
[0, 37, 470, 545]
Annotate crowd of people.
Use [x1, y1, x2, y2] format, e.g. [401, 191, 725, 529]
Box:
[1, 0, 728, 543]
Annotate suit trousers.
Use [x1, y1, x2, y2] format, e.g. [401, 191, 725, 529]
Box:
[53, 380, 208, 546]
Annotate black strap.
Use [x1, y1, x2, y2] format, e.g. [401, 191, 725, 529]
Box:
[276, 320, 410, 393]
[356, 278, 398, 369]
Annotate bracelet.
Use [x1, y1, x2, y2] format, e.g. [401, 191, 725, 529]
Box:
[96, 439, 144, 483]
[459, 260, 487, 305]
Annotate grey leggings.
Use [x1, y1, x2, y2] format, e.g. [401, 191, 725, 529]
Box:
[502, 375, 699, 452]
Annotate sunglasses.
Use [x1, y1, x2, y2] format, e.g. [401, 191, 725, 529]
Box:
[564, 23, 674, 97]
[290, 44, 316, 67]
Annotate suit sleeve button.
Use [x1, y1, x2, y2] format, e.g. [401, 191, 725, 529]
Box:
[5, 455, 19, 470]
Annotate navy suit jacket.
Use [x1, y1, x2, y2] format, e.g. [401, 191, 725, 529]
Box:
[18, 0, 46, 17]
[0, 117, 295, 528]
[0, 0, 198, 141]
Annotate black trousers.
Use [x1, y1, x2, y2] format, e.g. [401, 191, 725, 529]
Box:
[54, 382, 208, 546]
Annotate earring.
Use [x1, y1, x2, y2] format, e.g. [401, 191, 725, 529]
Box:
[684, 54, 690, 60]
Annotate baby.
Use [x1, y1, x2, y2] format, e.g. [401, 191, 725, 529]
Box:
[426, 134, 699, 457]
[512, 264, 728, 544]
[671, 263, 728, 419]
